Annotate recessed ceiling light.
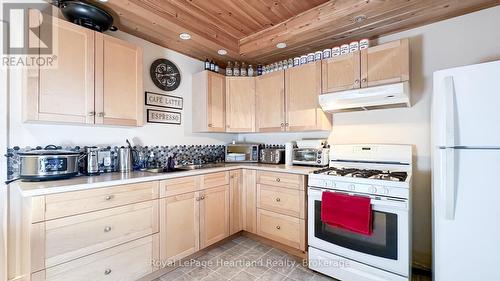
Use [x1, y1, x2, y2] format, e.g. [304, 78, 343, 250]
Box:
[217, 49, 228, 55]
[98, 0, 108, 2]
[179, 33, 191, 40]
[353, 15, 367, 23]
[276, 42, 287, 49]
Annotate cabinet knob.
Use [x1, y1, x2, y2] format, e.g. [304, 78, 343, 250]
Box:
[276, 225, 281, 230]
[276, 178, 281, 182]
[355, 79, 360, 84]
[97, 112, 105, 117]
[105, 195, 113, 201]
[285, 123, 289, 127]
[362, 78, 367, 83]
[104, 269, 112, 275]
[104, 226, 112, 232]
[280, 123, 284, 128]
[275, 197, 281, 202]
[208, 123, 213, 127]
[88, 111, 95, 116]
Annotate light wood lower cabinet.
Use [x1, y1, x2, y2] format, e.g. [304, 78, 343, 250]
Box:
[256, 209, 305, 251]
[257, 185, 305, 219]
[242, 169, 257, 234]
[200, 185, 230, 249]
[160, 192, 199, 263]
[229, 170, 243, 235]
[33, 234, 159, 281]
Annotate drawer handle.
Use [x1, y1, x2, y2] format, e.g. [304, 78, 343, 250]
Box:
[275, 197, 281, 202]
[104, 226, 112, 232]
[104, 268, 112, 275]
[276, 178, 281, 182]
[105, 195, 114, 201]
[276, 225, 281, 230]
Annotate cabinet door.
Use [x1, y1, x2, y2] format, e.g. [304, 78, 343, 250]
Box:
[242, 169, 257, 233]
[285, 61, 331, 131]
[361, 39, 409, 87]
[229, 170, 242, 235]
[207, 72, 226, 132]
[200, 185, 229, 248]
[160, 192, 199, 263]
[256, 71, 285, 132]
[95, 33, 143, 126]
[226, 77, 256, 132]
[25, 18, 94, 124]
[321, 52, 361, 93]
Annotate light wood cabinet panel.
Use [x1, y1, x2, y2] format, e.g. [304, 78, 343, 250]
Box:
[285, 61, 331, 132]
[321, 52, 361, 93]
[257, 185, 305, 219]
[256, 209, 305, 251]
[40, 235, 158, 281]
[242, 169, 257, 233]
[229, 170, 243, 235]
[160, 176, 199, 198]
[199, 185, 229, 248]
[203, 172, 230, 189]
[192, 71, 226, 132]
[361, 39, 409, 87]
[257, 171, 305, 190]
[24, 18, 95, 124]
[255, 70, 286, 132]
[95, 33, 143, 126]
[160, 192, 199, 263]
[226, 77, 256, 132]
[43, 201, 158, 268]
[45, 181, 159, 220]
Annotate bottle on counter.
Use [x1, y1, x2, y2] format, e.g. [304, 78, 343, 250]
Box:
[257, 64, 263, 76]
[240, 62, 247, 76]
[209, 60, 215, 71]
[226, 61, 233, 76]
[247, 65, 254, 77]
[204, 59, 210, 70]
[214, 63, 219, 73]
[233, 61, 240, 76]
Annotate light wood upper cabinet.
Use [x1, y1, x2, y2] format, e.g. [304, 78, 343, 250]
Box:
[226, 77, 256, 132]
[192, 71, 226, 132]
[199, 185, 229, 249]
[322, 51, 361, 93]
[95, 33, 143, 126]
[229, 170, 243, 235]
[255, 70, 286, 132]
[24, 18, 95, 124]
[160, 192, 199, 263]
[285, 61, 331, 132]
[361, 38, 409, 87]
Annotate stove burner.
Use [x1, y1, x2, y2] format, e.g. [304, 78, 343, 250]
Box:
[315, 167, 408, 182]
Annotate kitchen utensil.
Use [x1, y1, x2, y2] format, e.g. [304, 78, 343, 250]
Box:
[118, 146, 133, 173]
[82, 146, 100, 175]
[260, 149, 285, 164]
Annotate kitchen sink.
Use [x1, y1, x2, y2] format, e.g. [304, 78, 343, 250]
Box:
[176, 163, 226, 170]
[145, 168, 183, 173]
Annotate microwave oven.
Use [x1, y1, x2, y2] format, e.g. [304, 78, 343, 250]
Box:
[225, 143, 260, 163]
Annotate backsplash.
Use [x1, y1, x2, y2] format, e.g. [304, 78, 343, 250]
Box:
[6, 144, 226, 181]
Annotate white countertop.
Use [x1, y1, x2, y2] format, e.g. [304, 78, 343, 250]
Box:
[10, 163, 319, 197]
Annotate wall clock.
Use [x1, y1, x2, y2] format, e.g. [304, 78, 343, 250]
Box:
[150, 59, 181, 91]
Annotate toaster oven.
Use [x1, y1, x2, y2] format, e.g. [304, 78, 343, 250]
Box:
[225, 143, 260, 163]
[292, 148, 329, 166]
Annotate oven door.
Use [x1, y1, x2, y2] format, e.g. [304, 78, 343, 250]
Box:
[308, 187, 409, 277]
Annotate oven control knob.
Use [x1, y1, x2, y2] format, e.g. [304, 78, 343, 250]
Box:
[380, 187, 389, 195]
[369, 186, 377, 193]
[348, 184, 355, 191]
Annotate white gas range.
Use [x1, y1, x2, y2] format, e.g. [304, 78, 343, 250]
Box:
[307, 144, 412, 281]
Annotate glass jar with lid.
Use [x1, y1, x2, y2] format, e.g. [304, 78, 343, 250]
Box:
[247, 65, 254, 77]
[240, 62, 247, 76]
[233, 61, 240, 76]
[226, 61, 233, 76]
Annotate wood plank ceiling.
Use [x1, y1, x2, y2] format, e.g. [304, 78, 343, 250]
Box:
[100, 0, 500, 66]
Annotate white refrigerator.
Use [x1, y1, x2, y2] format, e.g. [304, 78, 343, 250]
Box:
[432, 60, 500, 281]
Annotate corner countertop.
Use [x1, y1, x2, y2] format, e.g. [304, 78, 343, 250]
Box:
[10, 163, 320, 197]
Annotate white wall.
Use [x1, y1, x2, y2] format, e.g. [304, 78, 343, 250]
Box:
[8, 30, 235, 147]
[239, 6, 500, 269]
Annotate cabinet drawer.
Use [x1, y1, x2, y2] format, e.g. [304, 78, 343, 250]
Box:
[256, 209, 305, 251]
[257, 171, 304, 190]
[45, 181, 159, 220]
[44, 200, 158, 268]
[160, 176, 199, 197]
[39, 235, 158, 281]
[203, 172, 229, 189]
[257, 185, 305, 219]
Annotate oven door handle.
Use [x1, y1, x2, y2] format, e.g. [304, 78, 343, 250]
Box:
[308, 187, 408, 209]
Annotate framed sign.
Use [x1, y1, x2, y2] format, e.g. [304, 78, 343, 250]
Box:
[145, 92, 183, 110]
[150, 59, 181, 91]
[147, 109, 181, 125]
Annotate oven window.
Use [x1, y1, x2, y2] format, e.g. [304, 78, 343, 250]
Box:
[314, 201, 398, 260]
[293, 150, 317, 161]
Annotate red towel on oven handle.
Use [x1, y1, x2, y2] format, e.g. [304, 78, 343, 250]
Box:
[321, 191, 373, 235]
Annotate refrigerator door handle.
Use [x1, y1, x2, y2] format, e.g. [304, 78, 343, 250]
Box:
[444, 148, 456, 220]
[444, 76, 456, 147]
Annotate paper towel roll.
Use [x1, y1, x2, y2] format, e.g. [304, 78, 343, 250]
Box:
[285, 142, 295, 166]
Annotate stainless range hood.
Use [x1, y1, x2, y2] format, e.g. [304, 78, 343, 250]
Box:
[319, 82, 410, 113]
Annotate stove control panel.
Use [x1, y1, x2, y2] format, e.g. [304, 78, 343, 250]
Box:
[308, 178, 409, 199]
